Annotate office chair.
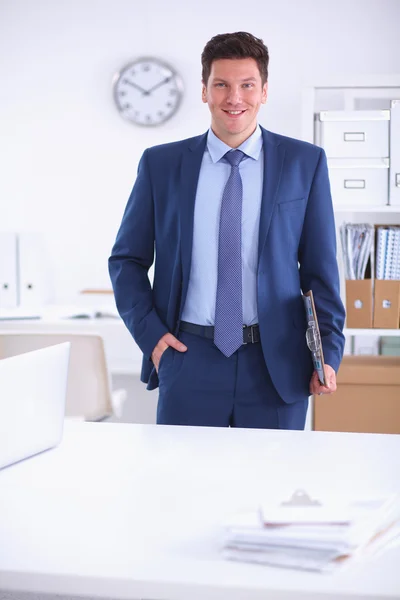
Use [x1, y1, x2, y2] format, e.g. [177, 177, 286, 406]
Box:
[0, 332, 127, 421]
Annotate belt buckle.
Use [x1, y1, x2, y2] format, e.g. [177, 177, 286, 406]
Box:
[243, 325, 255, 345]
[249, 325, 255, 344]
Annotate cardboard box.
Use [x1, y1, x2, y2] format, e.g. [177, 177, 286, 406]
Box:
[314, 356, 400, 434]
[345, 279, 373, 328]
[373, 280, 400, 328]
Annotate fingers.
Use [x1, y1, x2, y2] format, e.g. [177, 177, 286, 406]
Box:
[309, 371, 322, 395]
[309, 370, 336, 396]
[163, 333, 187, 352]
[151, 333, 187, 373]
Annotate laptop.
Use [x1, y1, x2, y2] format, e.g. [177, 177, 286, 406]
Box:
[0, 342, 70, 470]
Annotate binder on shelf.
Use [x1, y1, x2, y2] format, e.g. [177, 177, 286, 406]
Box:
[340, 223, 374, 328]
[373, 281, 400, 329]
[0, 232, 19, 309]
[373, 225, 400, 329]
[384, 227, 397, 280]
[376, 227, 388, 280]
[18, 232, 53, 307]
[396, 228, 400, 280]
[346, 279, 373, 329]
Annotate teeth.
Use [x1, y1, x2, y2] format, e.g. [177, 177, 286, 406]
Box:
[227, 110, 243, 114]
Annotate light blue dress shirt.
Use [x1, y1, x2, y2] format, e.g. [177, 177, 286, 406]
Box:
[181, 125, 264, 326]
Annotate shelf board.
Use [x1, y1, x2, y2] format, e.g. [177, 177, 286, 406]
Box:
[345, 328, 400, 336]
[334, 206, 400, 213]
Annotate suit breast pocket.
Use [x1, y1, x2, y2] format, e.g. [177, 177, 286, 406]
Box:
[278, 197, 306, 213]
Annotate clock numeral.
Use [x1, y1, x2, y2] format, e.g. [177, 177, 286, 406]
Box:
[119, 91, 127, 97]
[157, 111, 164, 117]
[146, 115, 152, 122]
[166, 102, 172, 108]
[142, 64, 151, 72]
[123, 103, 131, 110]
[169, 89, 177, 96]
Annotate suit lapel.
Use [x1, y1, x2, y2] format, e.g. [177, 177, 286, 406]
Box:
[258, 127, 285, 262]
[179, 132, 208, 305]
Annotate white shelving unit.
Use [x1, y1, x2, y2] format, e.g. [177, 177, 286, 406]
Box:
[335, 206, 400, 213]
[302, 76, 400, 348]
[345, 328, 400, 337]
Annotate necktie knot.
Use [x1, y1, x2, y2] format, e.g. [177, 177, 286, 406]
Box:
[224, 149, 245, 168]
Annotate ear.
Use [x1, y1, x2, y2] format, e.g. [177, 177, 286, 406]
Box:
[261, 81, 268, 104]
[201, 82, 208, 104]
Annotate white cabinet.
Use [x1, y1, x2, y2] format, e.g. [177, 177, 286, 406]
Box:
[328, 158, 389, 208]
[0, 233, 18, 309]
[315, 107, 396, 208]
[390, 100, 400, 207]
[318, 110, 390, 158]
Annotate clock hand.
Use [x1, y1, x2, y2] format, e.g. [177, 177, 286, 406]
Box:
[145, 76, 172, 95]
[123, 79, 149, 95]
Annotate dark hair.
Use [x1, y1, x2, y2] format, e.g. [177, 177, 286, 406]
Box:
[201, 32, 269, 85]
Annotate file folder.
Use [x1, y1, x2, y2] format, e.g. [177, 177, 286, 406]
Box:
[0, 232, 18, 309]
[18, 232, 53, 307]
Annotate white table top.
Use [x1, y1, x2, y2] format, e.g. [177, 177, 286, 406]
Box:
[0, 422, 399, 600]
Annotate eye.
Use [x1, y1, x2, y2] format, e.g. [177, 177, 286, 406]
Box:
[215, 82, 226, 87]
[242, 83, 254, 89]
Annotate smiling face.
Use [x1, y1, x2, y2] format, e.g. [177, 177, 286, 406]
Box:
[202, 57, 268, 147]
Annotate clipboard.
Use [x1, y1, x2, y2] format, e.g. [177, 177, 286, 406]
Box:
[302, 290, 326, 386]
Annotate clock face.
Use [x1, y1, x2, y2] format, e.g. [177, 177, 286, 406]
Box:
[113, 57, 183, 126]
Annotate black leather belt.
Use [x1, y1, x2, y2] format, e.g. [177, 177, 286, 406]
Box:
[179, 321, 260, 344]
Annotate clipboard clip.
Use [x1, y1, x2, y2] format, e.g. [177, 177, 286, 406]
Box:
[305, 325, 321, 353]
[280, 489, 322, 507]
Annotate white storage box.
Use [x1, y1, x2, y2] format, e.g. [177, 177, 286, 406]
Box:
[318, 110, 390, 159]
[390, 100, 400, 206]
[328, 158, 389, 209]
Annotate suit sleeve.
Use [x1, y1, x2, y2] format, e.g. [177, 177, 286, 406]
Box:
[298, 148, 346, 373]
[108, 149, 169, 360]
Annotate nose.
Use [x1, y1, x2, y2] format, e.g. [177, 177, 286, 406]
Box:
[226, 85, 242, 105]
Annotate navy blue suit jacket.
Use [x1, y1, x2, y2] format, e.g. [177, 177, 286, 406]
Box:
[109, 127, 345, 403]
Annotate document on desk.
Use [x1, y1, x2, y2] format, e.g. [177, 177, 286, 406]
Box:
[0, 304, 121, 321]
[222, 492, 400, 572]
[41, 304, 120, 320]
[302, 290, 326, 386]
[0, 307, 42, 320]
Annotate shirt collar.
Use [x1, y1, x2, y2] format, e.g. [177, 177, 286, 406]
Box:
[206, 125, 263, 163]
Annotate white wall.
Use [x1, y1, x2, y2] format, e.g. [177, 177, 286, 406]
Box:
[1, 0, 399, 302]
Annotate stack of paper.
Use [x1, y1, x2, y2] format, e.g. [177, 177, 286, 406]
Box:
[340, 223, 374, 280]
[222, 491, 400, 572]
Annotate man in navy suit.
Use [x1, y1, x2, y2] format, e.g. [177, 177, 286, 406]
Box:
[109, 31, 345, 429]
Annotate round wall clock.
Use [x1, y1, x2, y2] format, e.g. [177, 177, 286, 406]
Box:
[113, 57, 184, 126]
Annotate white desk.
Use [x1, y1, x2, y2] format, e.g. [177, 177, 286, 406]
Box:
[0, 318, 141, 375]
[0, 422, 399, 600]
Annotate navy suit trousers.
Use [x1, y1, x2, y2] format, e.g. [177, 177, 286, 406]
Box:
[156, 331, 308, 429]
